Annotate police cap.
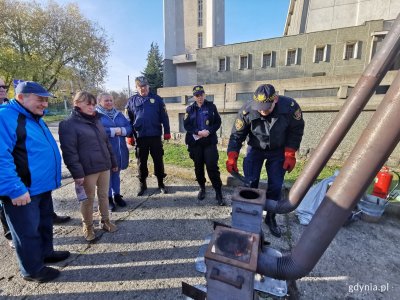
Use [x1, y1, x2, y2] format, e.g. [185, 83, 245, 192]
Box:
[193, 85, 205, 96]
[251, 84, 276, 111]
[135, 76, 149, 87]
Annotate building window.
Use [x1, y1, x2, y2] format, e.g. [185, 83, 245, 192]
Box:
[315, 47, 324, 63]
[240, 55, 248, 69]
[343, 41, 360, 60]
[236, 92, 253, 102]
[198, 0, 203, 26]
[219, 57, 226, 71]
[345, 44, 354, 59]
[198, 32, 203, 49]
[313, 45, 329, 63]
[286, 48, 299, 65]
[262, 52, 272, 68]
[239, 54, 251, 69]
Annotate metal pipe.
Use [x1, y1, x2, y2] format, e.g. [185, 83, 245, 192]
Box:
[265, 13, 400, 213]
[258, 68, 400, 279]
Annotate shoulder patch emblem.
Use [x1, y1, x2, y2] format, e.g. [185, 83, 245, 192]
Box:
[124, 108, 128, 115]
[184, 113, 188, 120]
[235, 119, 244, 131]
[294, 108, 302, 120]
[291, 101, 294, 106]
[150, 98, 155, 104]
[242, 110, 249, 116]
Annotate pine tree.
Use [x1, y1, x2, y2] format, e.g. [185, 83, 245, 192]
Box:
[142, 42, 163, 94]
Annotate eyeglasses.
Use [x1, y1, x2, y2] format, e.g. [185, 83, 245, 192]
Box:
[0, 85, 9, 90]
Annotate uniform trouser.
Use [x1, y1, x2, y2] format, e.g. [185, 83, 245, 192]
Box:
[0, 203, 11, 240]
[243, 147, 286, 205]
[81, 170, 110, 226]
[2, 191, 54, 277]
[109, 170, 121, 196]
[136, 136, 166, 182]
[189, 143, 222, 190]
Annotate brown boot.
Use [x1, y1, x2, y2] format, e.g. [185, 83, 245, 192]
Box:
[101, 220, 117, 232]
[83, 224, 95, 241]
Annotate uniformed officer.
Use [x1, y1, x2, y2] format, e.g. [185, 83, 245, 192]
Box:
[125, 76, 171, 196]
[184, 85, 225, 206]
[226, 84, 304, 237]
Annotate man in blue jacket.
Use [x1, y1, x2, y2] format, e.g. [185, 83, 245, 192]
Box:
[125, 76, 171, 196]
[0, 81, 70, 282]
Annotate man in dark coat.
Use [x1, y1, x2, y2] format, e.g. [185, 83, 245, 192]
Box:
[226, 84, 305, 237]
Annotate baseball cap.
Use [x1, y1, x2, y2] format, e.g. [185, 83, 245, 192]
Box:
[135, 76, 149, 87]
[15, 81, 55, 98]
[251, 84, 277, 111]
[193, 85, 205, 96]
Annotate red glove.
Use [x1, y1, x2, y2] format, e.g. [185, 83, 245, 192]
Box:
[283, 147, 296, 173]
[126, 137, 135, 146]
[226, 152, 239, 173]
[164, 133, 171, 140]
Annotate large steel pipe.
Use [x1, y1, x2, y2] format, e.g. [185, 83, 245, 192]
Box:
[266, 13, 400, 213]
[258, 69, 400, 279]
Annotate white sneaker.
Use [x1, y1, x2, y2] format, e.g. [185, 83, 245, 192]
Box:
[8, 240, 15, 249]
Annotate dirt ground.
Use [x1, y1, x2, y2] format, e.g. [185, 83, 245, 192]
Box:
[0, 162, 399, 299]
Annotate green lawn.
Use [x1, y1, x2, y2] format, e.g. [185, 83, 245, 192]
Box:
[162, 142, 342, 182]
[43, 114, 67, 123]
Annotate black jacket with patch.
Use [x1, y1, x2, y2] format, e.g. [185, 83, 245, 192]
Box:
[227, 96, 304, 153]
[184, 100, 221, 146]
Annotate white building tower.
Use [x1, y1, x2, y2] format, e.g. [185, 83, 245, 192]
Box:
[163, 0, 225, 87]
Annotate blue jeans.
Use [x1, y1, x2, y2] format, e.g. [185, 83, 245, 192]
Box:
[243, 147, 286, 202]
[2, 191, 54, 277]
[109, 170, 121, 196]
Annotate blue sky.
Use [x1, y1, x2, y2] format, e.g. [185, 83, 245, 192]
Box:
[38, 0, 290, 91]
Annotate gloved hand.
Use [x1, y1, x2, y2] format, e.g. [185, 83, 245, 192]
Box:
[226, 152, 239, 173]
[164, 133, 171, 140]
[126, 137, 135, 146]
[283, 147, 296, 173]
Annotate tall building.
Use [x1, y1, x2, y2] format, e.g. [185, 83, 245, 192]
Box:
[163, 0, 224, 87]
[159, 1, 400, 166]
[284, 0, 400, 35]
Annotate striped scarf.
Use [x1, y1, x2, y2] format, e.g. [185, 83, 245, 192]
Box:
[95, 105, 118, 120]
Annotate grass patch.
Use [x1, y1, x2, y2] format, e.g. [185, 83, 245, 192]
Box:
[43, 114, 67, 123]
[161, 142, 342, 182]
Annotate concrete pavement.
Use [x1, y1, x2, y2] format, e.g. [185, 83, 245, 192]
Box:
[0, 123, 399, 299]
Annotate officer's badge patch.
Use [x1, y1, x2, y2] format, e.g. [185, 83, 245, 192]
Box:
[235, 119, 244, 131]
[291, 101, 294, 106]
[150, 98, 155, 104]
[206, 120, 209, 125]
[242, 110, 248, 116]
[294, 108, 302, 120]
[184, 113, 188, 120]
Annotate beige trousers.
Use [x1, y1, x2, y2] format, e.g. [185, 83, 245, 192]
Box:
[81, 170, 110, 226]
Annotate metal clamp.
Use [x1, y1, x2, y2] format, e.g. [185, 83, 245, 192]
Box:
[210, 268, 244, 289]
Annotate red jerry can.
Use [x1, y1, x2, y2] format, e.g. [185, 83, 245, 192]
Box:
[372, 166, 393, 199]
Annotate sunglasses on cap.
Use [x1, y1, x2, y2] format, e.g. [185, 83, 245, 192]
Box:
[0, 85, 9, 90]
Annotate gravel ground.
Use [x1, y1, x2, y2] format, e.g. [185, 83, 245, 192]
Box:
[1, 127, 399, 299]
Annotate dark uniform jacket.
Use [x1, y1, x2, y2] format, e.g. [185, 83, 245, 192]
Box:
[227, 96, 305, 153]
[125, 93, 170, 138]
[59, 108, 117, 179]
[184, 100, 221, 146]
